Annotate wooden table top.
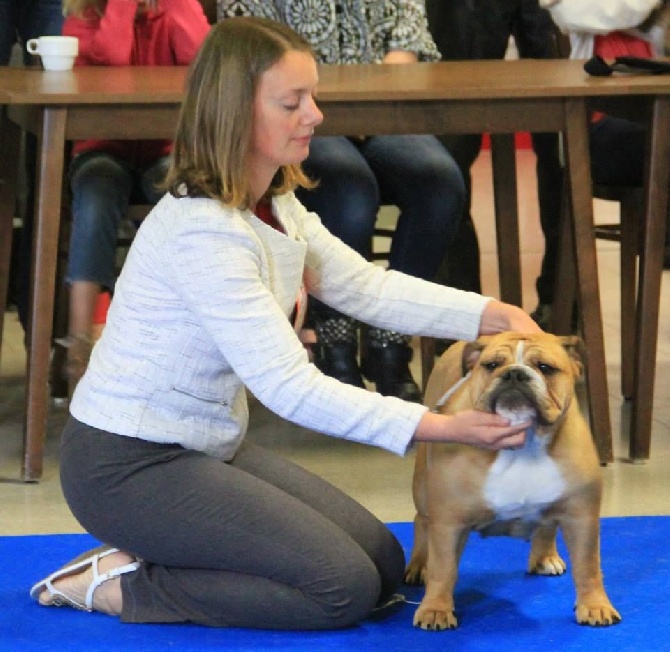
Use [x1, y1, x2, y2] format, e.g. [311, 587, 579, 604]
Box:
[2, 59, 670, 106]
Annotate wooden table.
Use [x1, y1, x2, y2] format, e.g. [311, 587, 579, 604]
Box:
[1, 60, 667, 479]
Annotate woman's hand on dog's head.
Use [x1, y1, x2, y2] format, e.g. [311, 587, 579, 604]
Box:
[479, 300, 542, 336]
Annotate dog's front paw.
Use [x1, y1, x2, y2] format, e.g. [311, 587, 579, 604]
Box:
[528, 554, 567, 575]
[413, 604, 458, 631]
[575, 601, 622, 626]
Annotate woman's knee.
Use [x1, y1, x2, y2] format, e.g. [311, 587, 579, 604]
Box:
[309, 561, 381, 629]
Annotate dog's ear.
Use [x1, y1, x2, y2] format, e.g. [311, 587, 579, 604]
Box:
[559, 335, 585, 380]
[462, 337, 489, 373]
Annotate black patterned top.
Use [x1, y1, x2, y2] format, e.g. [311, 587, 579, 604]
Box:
[217, 0, 441, 63]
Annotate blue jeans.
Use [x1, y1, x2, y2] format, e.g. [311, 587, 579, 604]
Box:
[2, 0, 64, 328]
[66, 152, 169, 290]
[296, 135, 465, 281]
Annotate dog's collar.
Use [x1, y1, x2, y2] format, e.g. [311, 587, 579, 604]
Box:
[432, 372, 472, 412]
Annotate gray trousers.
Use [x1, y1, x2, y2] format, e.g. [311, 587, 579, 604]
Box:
[59, 417, 405, 629]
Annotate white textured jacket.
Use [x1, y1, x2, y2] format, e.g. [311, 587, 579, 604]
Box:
[71, 192, 490, 460]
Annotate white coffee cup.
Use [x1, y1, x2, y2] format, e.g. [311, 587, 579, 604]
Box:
[26, 36, 79, 72]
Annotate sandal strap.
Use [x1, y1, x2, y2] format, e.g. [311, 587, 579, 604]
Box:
[85, 557, 141, 610]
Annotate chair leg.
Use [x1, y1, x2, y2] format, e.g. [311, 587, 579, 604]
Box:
[619, 198, 638, 400]
[550, 186, 577, 335]
[50, 245, 70, 401]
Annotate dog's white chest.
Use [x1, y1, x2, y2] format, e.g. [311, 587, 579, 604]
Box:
[483, 429, 566, 522]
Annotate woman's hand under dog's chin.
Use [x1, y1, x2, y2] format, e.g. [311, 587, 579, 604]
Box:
[479, 300, 542, 336]
[413, 410, 530, 450]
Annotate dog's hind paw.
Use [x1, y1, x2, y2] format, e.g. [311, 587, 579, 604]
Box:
[528, 555, 567, 575]
[403, 562, 425, 586]
[575, 602, 622, 626]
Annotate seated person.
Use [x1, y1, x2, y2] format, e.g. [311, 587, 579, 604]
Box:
[218, 0, 467, 402]
[425, 0, 564, 330]
[542, 0, 670, 265]
[542, 0, 668, 186]
[60, 0, 210, 388]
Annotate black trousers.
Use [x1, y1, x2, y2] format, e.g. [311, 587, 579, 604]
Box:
[426, 0, 564, 304]
[59, 417, 405, 629]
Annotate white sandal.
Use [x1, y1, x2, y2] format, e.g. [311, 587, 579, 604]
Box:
[30, 545, 140, 612]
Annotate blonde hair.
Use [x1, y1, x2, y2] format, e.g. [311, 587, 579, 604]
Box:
[62, 0, 106, 18]
[165, 17, 316, 209]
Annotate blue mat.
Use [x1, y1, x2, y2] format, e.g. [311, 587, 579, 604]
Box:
[2, 517, 668, 651]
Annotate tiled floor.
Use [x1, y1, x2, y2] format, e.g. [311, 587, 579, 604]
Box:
[1, 149, 669, 537]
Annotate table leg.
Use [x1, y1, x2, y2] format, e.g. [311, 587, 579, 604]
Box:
[563, 99, 613, 465]
[22, 107, 66, 482]
[490, 134, 522, 307]
[630, 97, 670, 461]
[0, 108, 21, 369]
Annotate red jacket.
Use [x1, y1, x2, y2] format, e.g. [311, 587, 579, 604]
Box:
[63, 0, 210, 167]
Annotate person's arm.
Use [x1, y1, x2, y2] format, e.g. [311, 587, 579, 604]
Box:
[63, 0, 137, 66]
[540, 0, 662, 34]
[160, 0, 211, 64]
[386, 0, 442, 61]
[289, 194, 540, 342]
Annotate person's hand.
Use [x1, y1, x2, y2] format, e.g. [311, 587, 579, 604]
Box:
[413, 409, 529, 450]
[383, 50, 418, 64]
[478, 299, 542, 335]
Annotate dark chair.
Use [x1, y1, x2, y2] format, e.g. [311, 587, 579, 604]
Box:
[553, 165, 670, 405]
[592, 184, 646, 400]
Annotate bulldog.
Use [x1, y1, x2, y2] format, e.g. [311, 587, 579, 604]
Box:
[404, 331, 620, 630]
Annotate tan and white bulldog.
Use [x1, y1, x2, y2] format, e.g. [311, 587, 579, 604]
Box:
[404, 331, 620, 630]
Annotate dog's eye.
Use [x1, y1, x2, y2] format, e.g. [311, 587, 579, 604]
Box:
[537, 363, 557, 376]
[482, 361, 499, 372]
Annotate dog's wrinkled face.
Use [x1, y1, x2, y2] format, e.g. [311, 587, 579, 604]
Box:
[463, 332, 583, 429]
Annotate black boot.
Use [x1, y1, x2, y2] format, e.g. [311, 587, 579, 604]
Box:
[361, 328, 422, 403]
[312, 310, 365, 388]
[313, 341, 365, 388]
